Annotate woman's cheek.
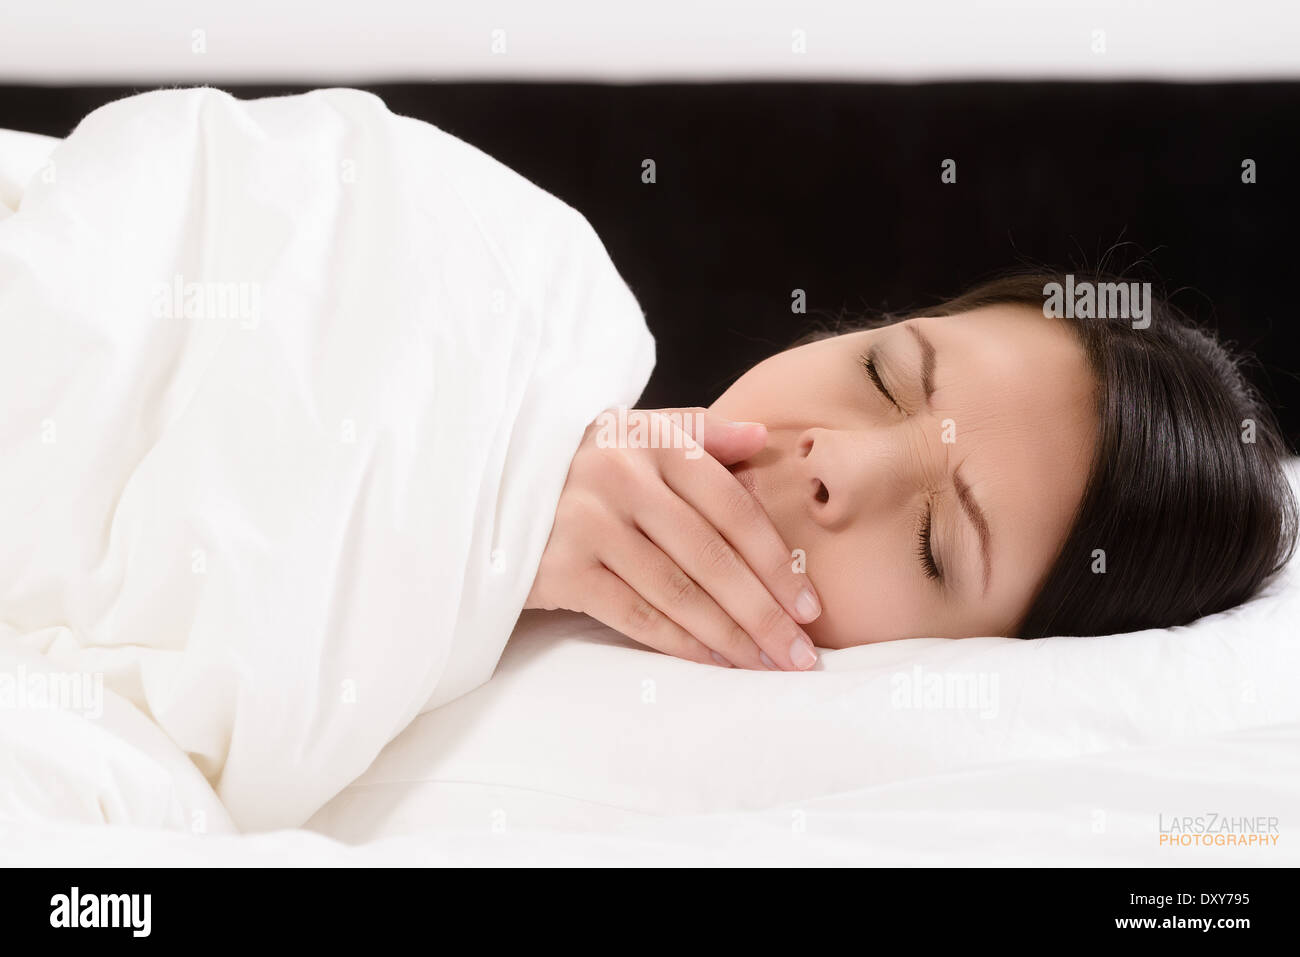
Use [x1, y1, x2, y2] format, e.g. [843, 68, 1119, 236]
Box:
[801, 539, 919, 648]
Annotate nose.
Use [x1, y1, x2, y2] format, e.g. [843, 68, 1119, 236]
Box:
[796, 426, 910, 528]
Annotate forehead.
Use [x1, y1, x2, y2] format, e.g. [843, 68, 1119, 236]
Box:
[917, 307, 1095, 432]
[909, 306, 1097, 616]
[926, 304, 1088, 384]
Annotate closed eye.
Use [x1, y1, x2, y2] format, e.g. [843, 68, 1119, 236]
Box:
[917, 501, 943, 583]
[859, 351, 900, 409]
[860, 349, 943, 585]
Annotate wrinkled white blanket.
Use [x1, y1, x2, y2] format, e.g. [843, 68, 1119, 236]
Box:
[0, 88, 654, 831]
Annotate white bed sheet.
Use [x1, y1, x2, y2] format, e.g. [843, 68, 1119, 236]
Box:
[7, 719, 1297, 865]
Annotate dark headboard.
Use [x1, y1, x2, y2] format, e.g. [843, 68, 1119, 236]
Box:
[4, 81, 1298, 448]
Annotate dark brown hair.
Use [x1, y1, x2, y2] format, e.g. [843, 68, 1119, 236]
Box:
[809, 269, 1298, 638]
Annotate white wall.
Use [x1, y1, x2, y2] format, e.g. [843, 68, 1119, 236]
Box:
[1, 0, 1298, 83]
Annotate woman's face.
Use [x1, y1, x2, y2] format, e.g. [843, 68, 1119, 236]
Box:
[710, 304, 1097, 648]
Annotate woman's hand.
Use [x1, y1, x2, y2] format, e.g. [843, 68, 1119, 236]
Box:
[525, 407, 821, 670]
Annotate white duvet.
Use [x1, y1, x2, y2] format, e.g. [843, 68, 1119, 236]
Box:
[0, 88, 654, 833]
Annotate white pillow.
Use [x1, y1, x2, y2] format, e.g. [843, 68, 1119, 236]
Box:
[308, 459, 1300, 843]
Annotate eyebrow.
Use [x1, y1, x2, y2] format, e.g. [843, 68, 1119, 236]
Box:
[907, 323, 937, 401]
[906, 324, 992, 595]
[953, 466, 992, 595]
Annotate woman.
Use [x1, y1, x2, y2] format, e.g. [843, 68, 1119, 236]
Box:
[527, 272, 1299, 669]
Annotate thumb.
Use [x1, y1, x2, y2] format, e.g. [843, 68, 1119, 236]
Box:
[670, 408, 767, 466]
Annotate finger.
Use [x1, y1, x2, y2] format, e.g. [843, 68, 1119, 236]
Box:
[632, 485, 818, 672]
[660, 407, 769, 467]
[595, 523, 762, 669]
[650, 415, 822, 627]
[580, 565, 733, 668]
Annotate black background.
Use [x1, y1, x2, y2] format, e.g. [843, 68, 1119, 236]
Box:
[0, 865, 1281, 941]
[3, 81, 1298, 448]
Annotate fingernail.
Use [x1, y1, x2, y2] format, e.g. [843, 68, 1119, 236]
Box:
[794, 588, 821, 622]
[789, 637, 818, 670]
[759, 651, 777, 670]
[711, 651, 733, 668]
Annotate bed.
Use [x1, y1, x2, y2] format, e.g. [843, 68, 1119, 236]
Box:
[8, 545, 1300, 866]
[2, 112, 1297, 867]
